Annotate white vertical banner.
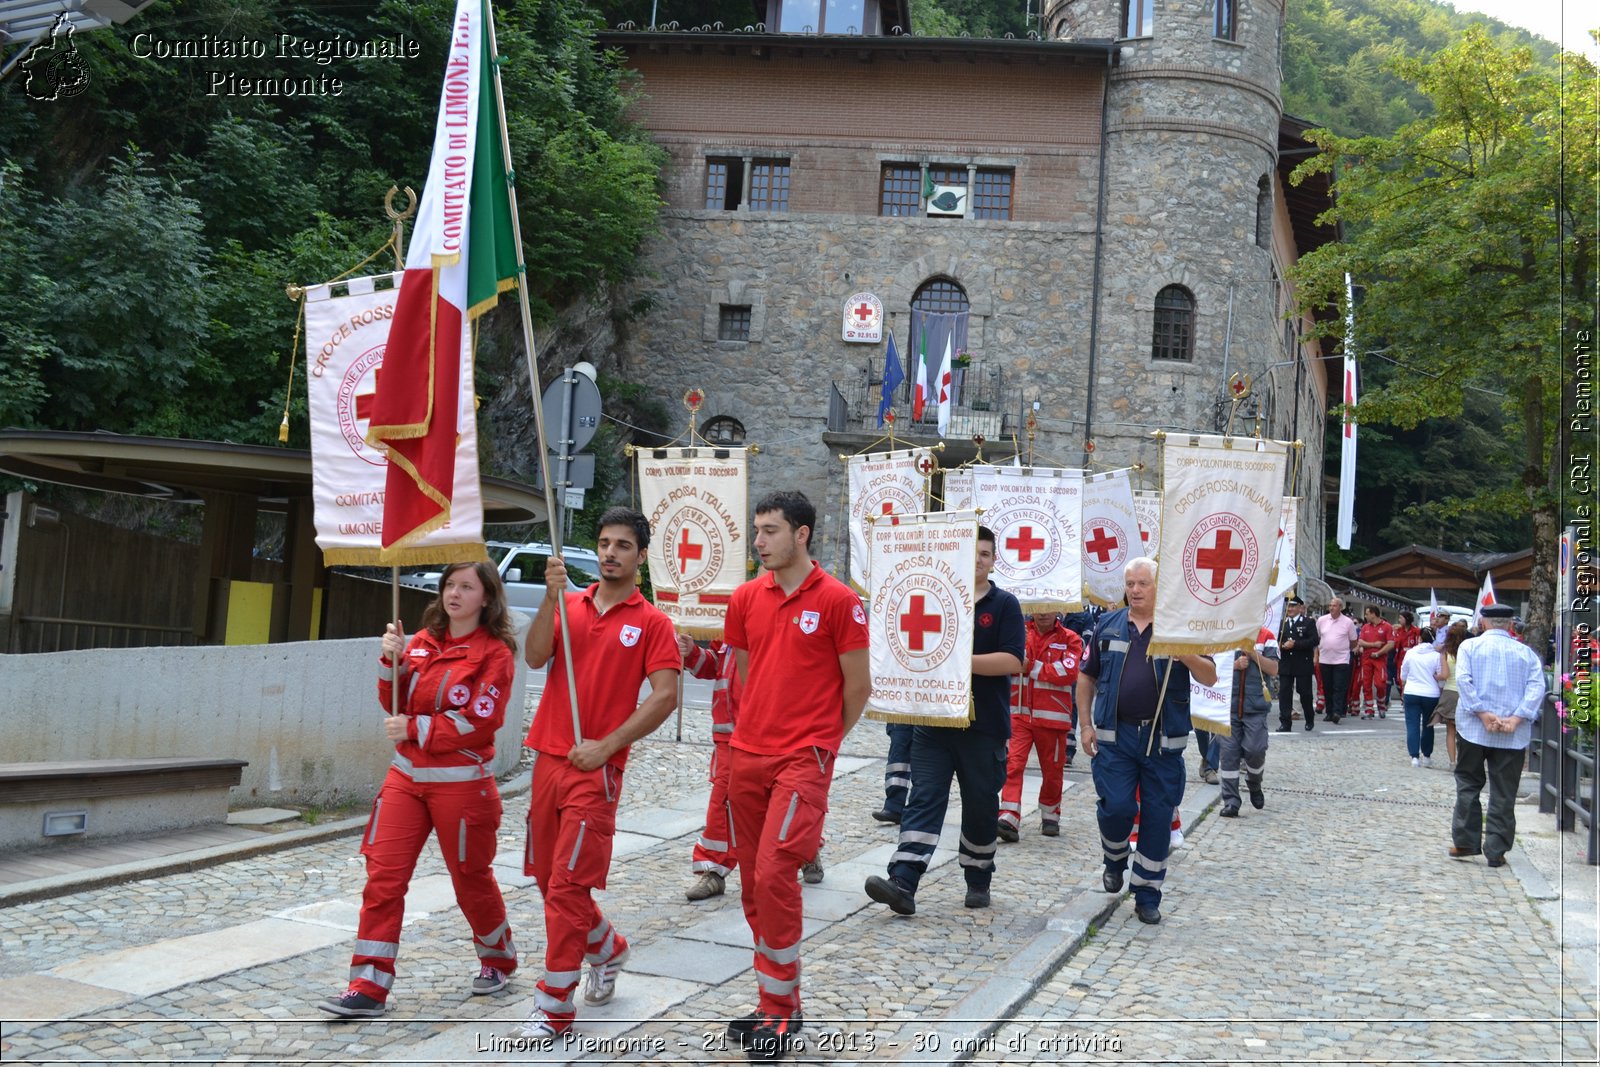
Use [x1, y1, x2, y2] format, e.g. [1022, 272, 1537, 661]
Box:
[1189, 651, 1235, 736]
[1266, 497, 1299, 603]
[865, 510, 977, 726]
[638, 447, 749, 637]
[1152, 434, 1289, 656]
[943, 468, 974, 512]
[304, 272, 485, 564]
[1337, 272, 1358, 550]
[1081, 468, 1140, 607]
[847, 449, 931, 594]
[973, 464, 1083, 612]
[1132, 489, 1162, 560]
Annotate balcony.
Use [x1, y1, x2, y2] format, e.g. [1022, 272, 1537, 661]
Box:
[826, 358, 1021, 452]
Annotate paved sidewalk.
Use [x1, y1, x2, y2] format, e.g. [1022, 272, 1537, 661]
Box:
[0, 704, 1595, 1064]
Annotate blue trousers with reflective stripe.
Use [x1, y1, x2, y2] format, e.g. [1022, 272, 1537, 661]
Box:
[1091, 720, 1186, 909]
[882, 723, 913, 817]
[888, 726, 1006, 893]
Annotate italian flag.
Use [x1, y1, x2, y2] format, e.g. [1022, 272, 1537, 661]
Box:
[366, 0, 516, 560]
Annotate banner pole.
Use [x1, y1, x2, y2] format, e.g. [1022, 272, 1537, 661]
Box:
[391, 566, 402, 719]
[484, 3, 583, 745]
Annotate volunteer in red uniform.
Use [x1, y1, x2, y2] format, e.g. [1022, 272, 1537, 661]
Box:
[1356, 606, 1395, 719]
[1390, 610, 1421, 708]
[516, 508, 680, 1044]
[681, 636, 739, 900]
[723, 491, 870, 1062]
[319, 561, 519, 1019]
[998, 610, 1082, 842]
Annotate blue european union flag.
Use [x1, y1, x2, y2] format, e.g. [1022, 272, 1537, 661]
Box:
[878, 331, 905, 427]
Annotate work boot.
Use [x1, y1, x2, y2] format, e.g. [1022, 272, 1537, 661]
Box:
[686, 871, 726, 901]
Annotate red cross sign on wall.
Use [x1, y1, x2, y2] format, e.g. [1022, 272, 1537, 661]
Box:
[853, 302, 874, 322]
[898, 594, 942, 652]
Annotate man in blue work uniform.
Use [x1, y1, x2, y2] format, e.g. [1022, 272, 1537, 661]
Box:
[1076, 556, 1217, 925]
[864, 525, 1026, 914]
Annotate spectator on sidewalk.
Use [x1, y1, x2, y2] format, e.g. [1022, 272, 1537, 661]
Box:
[1390, 611, 1421, 709]
[517, 509, 680, 1044]
[1450, 605, 1545, 868]
[1277, 596, 1320, 732]
[1315, 598, 1358, 724]
[1218, 627, 1280, 818]
[865, 526, 1025, 916]
[1433, 622, 1471, 766]
[1399, 628, 1446, 767]
[1076, 556, 1217, 926]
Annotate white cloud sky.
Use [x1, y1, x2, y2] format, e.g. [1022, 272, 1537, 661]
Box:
[1445, 0, 1599, 60]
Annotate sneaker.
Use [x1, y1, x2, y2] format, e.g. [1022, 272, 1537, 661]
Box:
[1201, 768, 1219, 785]
[471, 964, 508, 995]
[747, 1012, 805, 1061]
[583, 945, 629, 1006]
[801, 853, 825, 884]
[964, 887, 991, 909]
[1170, 828, 1185, 848]
[686, 871, 726, 901]
[1411, 757, 1420, 768]
[516, 1008, 569, 1045]
[318, 987, 385, 1018]
[1040, 820, 1059, 838]
[997, 822, 1019, 843]
[1421, 756, 1433, 768]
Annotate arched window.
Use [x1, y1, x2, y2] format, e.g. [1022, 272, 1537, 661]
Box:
[1255, 175, 1272, 249]
[1151, 285, 1195, 362]
[702, 415, 746, 445]
[911, 278, 970, 315]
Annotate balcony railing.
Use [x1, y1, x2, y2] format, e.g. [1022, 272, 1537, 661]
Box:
[828, 358, 1021, 439]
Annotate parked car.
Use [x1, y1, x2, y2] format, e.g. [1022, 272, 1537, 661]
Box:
[399, 541, 602, 612]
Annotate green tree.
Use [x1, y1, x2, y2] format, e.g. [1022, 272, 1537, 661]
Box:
[1291, 27, 1597, 658]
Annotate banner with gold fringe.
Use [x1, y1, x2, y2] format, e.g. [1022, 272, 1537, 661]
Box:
[1133, 489, 1162, 560]
[1081, 468, 1140, 608]
[304, 272, 485, 566]
[1188, 652, 1235, 736]
[864, 510, 976, 726]
[847, 448, 931, 594]
[639, 446, 748, 638]
[973, 464, 1083, 613]
[1151, 434, 1288, 656]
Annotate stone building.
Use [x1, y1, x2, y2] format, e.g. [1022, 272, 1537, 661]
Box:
[601, 0, 1336, 577]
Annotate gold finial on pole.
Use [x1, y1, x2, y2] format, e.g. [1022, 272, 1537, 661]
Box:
[972, 434, 985, 463]
[384, 186, 417, 270]
[683, 388, 705, 445]
[1026, 408, 1038, 466]
[1224, 372, 1251, 439]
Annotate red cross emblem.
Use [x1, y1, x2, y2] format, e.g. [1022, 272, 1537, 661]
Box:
[1194, 529, 1245, 590]
[354, 369, 381, 425]
[898, 594, 942, 652]
[853, 301, 874, 322]
[1085, 526, 1120, 564]
[1007, 526, 1046, 563]
[676, 528, 703, 574]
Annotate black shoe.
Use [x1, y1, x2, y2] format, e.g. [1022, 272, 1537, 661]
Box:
[871, 808, 902, 824]
[964, 887, 991, 909]
[1486, 854, 1507, 868]
[1102, 867, 1124, 893]
[1448, 846, 1482, 860]
[1220, 804, 1240, 818]
[1304, 719, 1314, 731]
[1276, 725, 1292, 734]
[1040, 820, 1059, 837]
[1248, 780, 1265, 809]
[318, 988, 385, 1019]
[746, 1013, 805, 1060]
[728, 1012, 761, 1045]
[865, 875, 916, 916]
[1135, 903, 1162, 925]
[997, 823, 1019, 843]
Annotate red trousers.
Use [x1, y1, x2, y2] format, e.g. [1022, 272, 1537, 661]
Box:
[524, 755, 628, 1023]
[692, 741, 737, 876]
[1357, 657, 1387, 712]
[729, 746, 832, 1018]
[1000, 717, 1069, 829]
[350, 768, 515, 1002]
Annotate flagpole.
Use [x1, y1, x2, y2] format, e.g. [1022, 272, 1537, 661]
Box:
[483, 2, 583, 745]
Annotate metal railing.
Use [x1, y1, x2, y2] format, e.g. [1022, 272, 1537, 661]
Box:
[9, 615, 199, 654]
[1536, 694, 1599, 864]
[828, 358, 1021, 439]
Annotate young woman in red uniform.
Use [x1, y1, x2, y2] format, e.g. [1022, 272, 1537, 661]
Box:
[319, 561, 519, 1018]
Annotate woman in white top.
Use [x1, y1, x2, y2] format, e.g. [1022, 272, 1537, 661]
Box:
[1399, 628, 1447, 766]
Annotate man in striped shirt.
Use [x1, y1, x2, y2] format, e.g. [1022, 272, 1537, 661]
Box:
[1449, 604, 1545, 868]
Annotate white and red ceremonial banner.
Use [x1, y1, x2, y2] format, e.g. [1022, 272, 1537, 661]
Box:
[304, 273, 485, 565]
[865, 510, 977, 726]
[1189, 651, 1235, 736]
[1133, 489, 1162, 560]
[943, 467, 974, 512]
[364, 0, 514, 563]
[974, 464, 1083, 612]
[1266, 497, 1299, 603]
[1152, 434, 1288, 656]
[1336, 272, 1358, 551]
[639, 447, 748, 637]
[1081, 468, 1140, 607]
[847, 448, 932, 593]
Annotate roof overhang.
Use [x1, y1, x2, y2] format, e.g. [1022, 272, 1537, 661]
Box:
[0, 430, 546, 525]
[1, 0, 155, 75]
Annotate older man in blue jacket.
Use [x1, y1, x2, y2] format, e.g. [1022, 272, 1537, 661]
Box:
[1076, 557, 1217, 925]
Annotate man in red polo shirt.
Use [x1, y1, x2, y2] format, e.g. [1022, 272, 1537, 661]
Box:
[516, 507, 680, 1045]
[723, 491, 870, 1062]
